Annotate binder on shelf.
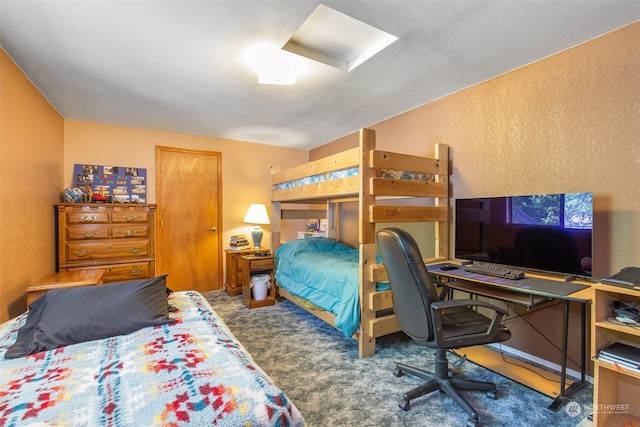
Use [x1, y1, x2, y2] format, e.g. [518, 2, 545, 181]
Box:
[601, 266, 640, 289]
[597, 342, 640, 371]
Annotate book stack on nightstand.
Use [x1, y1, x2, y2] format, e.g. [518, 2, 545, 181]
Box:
[228, 234, 250, 250]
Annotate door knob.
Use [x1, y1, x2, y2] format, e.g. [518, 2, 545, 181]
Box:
[210, 227, 217, 232]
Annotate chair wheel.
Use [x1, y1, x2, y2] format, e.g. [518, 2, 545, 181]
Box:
[393, 368, 404, 377]
[399, 400, 410, 411]
[486, 390, 497, 399]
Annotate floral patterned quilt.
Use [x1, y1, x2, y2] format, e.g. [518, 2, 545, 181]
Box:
[0, 291, 305, 427]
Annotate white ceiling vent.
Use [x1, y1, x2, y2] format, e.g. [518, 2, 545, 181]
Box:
[282, 4, 398, 72]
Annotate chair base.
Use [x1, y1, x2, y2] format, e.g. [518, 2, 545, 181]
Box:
[395, 349, 497, 427]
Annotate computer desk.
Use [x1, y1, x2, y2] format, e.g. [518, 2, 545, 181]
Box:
[426, 263, 592, 412]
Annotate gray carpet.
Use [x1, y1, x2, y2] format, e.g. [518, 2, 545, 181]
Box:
[202, 290, 592, 427]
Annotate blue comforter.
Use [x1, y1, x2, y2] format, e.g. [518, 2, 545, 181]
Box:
[274, 238, 386, 338]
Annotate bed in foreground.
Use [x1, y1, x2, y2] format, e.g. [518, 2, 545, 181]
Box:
[0, 280, 305, 427]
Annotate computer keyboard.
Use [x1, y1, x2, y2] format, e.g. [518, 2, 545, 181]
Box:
[464, 263, 525, 280]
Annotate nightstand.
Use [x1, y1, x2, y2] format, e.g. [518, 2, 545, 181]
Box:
[224, 248, 268, 296]
[241, 255, 275, 309]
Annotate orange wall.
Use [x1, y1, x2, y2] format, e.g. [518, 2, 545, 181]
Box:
[310, 21, 640, 374]
[313, 21, 640, 281]
[63, 119, 308, 267]
[0, 49, 64, 322]
[0, 51, 308, 322]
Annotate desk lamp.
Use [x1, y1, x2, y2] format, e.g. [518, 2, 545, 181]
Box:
[243, 204, 270, 249]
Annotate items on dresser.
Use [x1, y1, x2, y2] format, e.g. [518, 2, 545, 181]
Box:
[55, 203, 156, 283]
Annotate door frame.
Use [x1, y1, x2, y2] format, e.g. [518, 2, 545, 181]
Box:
[155, 146, 223, 289]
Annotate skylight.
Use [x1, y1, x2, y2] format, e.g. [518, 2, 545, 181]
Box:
[282, 4, 398, 72]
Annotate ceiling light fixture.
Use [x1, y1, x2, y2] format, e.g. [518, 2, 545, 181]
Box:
[243, 42, 308, 85]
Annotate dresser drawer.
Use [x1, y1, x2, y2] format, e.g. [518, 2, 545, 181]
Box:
[111, 210, 150, 223]
[249, 258, 274, 271]
[65, 239, 150, 261]
[66, 224, 110, 240]
[66, 211, 109, 224]
[111, 223, 150, 238]
[102, 262, 153, 282]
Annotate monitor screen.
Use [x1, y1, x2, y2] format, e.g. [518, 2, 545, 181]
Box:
[454, 192, 593, 277]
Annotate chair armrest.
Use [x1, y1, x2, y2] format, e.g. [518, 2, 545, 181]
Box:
[429, 274, 450, 300]
[430, 299, 509, 347]
[432, 299, 509, 316]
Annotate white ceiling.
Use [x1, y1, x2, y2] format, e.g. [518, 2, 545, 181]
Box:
[2, 1, 640, 150]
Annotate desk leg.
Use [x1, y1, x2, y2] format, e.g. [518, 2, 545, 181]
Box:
[547, 300, 589, 412]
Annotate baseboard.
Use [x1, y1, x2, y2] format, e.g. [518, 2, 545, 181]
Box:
[486, 342, 594, 384]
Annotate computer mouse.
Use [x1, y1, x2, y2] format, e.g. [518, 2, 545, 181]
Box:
[440, 264, 459, 271]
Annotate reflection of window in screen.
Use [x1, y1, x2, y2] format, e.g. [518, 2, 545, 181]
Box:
[508, 193, 593, 230]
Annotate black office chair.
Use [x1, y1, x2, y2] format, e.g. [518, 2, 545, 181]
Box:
[376, 228, 511, 427]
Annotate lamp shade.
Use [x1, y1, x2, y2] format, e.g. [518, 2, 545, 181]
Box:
[243, 204, 270, 249]
[243, 204, 270, 225]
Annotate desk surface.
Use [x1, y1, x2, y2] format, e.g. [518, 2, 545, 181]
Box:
[427, 262, 591, 406]
[426, 263, 591, 303]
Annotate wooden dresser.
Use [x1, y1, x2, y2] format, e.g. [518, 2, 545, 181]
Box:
[56, 203, 156, 283]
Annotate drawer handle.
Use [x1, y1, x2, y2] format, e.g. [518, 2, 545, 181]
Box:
[123, 215, 137, 222]
[123, 230, 137, 237]
[130, 247, 143, 254]
[130, 268, 144, 276]
[80, 215, 97, 222]
[74, 249, 89, 257]
[82, 231, 96, 238]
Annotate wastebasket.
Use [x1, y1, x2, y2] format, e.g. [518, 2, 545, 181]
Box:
[251, 274, 270, 301]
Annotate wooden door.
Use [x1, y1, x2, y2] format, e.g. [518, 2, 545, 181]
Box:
[156, 147, 222, 292]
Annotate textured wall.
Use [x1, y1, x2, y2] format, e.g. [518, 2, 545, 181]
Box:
[311, 22, 640, 372]
[0, 49, 64, 322]
[315, 21, 640, 280]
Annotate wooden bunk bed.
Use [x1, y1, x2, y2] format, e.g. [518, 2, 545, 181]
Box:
[270, 128, 450, 357]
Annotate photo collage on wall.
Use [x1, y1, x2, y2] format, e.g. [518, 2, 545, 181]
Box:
[73, 164, 147, 203]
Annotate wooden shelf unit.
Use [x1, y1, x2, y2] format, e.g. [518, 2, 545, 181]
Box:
[591, 283, 640, 426]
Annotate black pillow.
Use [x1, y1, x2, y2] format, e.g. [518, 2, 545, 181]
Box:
[5, 274, 174, 359]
